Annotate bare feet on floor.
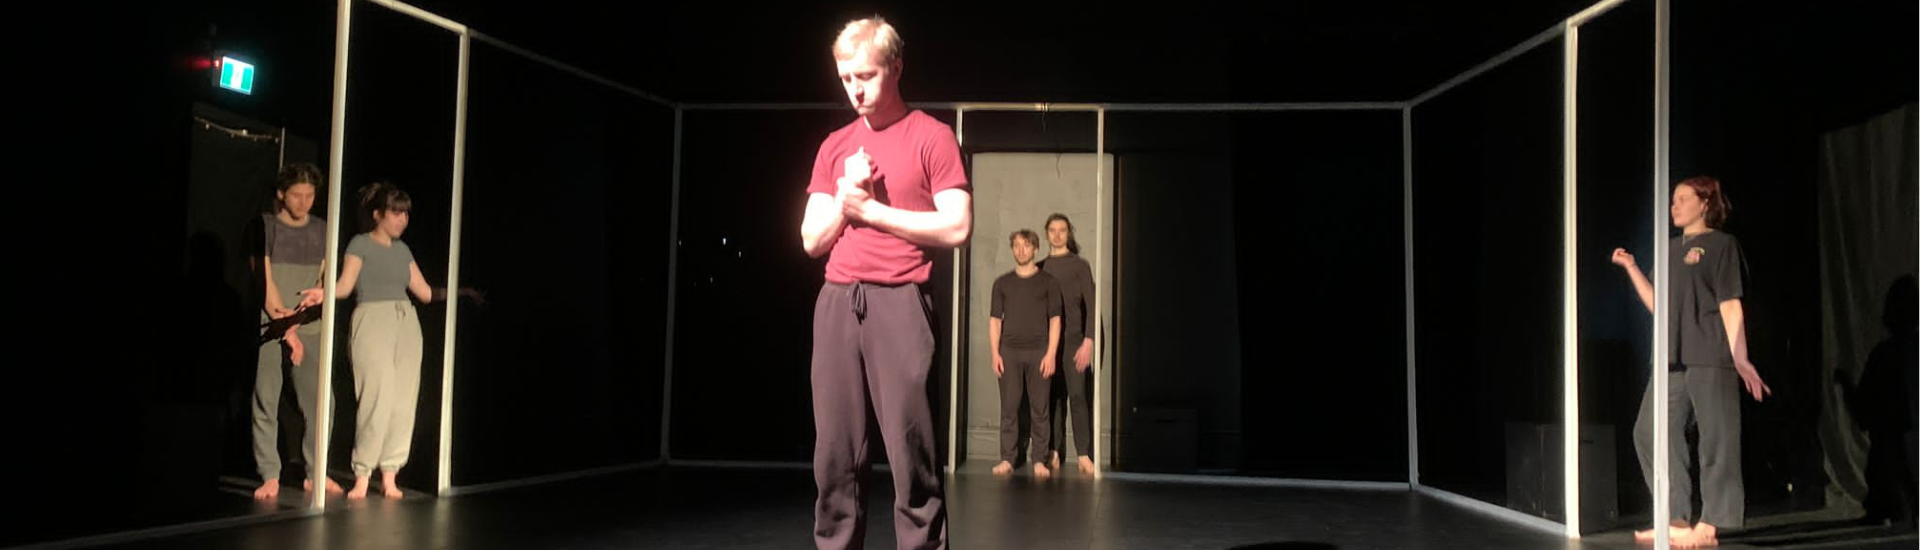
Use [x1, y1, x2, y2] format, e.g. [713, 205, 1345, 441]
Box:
[253, 478, 279, 500]
[304, 477, 345, 494]
[381, 470, 404, 499]
[1673, 522, 1719, 548]
[1635, 520, 1692, 545]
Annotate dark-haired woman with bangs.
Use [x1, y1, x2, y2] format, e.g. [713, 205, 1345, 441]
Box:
[326, 181, 480, 499]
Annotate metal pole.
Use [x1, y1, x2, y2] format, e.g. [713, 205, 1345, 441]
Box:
[312, 0, 354, 510]
[435, 28, 472, 494]
[661, 108, 684, 461]
[1562, 20, 1583, 538]
[1652, 0, 1673, 547]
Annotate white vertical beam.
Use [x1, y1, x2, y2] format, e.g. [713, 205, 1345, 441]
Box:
[435, 29, 471, 495]
[1562, 20, 1583, 539]
[1093, 107, 1108, 476]
[662, 108, 683, 462]
[947, 108, 965, 473]
[312, 0, 353, 511]
[1403, 107, 1419, 487]
[1652, 0, 1673, 547]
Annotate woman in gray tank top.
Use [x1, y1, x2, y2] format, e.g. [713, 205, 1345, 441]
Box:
[326, 181, 481, 499]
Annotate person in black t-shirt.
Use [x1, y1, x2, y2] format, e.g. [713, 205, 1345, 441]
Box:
[990, 229, 1062, 479]
[1611, 176, 1771, 548]
[1040, 213, 1097, 476]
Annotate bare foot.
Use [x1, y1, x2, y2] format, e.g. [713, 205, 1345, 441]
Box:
[1048, 451, 1061, 472]
[1635, 521, 1692, 544]
[304, 477, 345, 494]
[347, 477, 370, 499]
[381, 470, 404, 499]
[1033, 463, 1052, 480]
[992, 461, 1013, 475]
[253, 478, 280, 500]
[1077, 456, 1096, 475]
[1673, 522, 1719, 548]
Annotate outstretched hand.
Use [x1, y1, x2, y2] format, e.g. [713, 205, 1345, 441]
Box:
[298, 287, 325, 308]
[459, 287, 487, 306]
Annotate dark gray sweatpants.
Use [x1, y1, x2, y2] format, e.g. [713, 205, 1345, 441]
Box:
[1635, 365, 1745, 528]
[811, 282, 946, 550]
[999, 347, 1050, 465]
[1048, 339, 1092, 461]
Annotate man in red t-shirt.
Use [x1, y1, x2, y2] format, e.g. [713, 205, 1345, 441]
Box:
[798, 16, 971, 550]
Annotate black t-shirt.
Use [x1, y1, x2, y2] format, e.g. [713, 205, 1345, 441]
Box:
[1039, 254, 1094, 343]
[991, 269, 1063, 351]
[1670, 230, 1747, 367]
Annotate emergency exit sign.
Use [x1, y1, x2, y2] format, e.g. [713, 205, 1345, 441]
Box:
[218, 56, 255, 95]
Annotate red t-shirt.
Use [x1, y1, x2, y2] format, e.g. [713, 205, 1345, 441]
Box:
[807, 110, 970, 285]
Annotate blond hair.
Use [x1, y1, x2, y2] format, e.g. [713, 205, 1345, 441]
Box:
[833, 17, 903, 63]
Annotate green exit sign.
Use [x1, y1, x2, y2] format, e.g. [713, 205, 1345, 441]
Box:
[218, 56, 255, 95]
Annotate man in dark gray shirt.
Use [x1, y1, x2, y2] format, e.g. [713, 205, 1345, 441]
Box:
[990, 229, 1062, 478]
[248, 164, 339, 499]
[1040, 213, 1096, 475]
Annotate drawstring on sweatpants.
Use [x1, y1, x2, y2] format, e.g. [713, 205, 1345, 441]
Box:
[850, 282, 867, 321]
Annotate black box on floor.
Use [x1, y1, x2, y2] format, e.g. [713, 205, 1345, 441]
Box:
[1506, 422, 1618, 529]
[1120, 407, 1197, 473]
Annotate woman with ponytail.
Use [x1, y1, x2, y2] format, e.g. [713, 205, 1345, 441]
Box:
[325, 181, 480, 499]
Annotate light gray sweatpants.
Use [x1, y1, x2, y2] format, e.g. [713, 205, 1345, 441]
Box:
[350, 300, 423, 478]
[253, 262, 325, 483]
[253, 319, 322, 482]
